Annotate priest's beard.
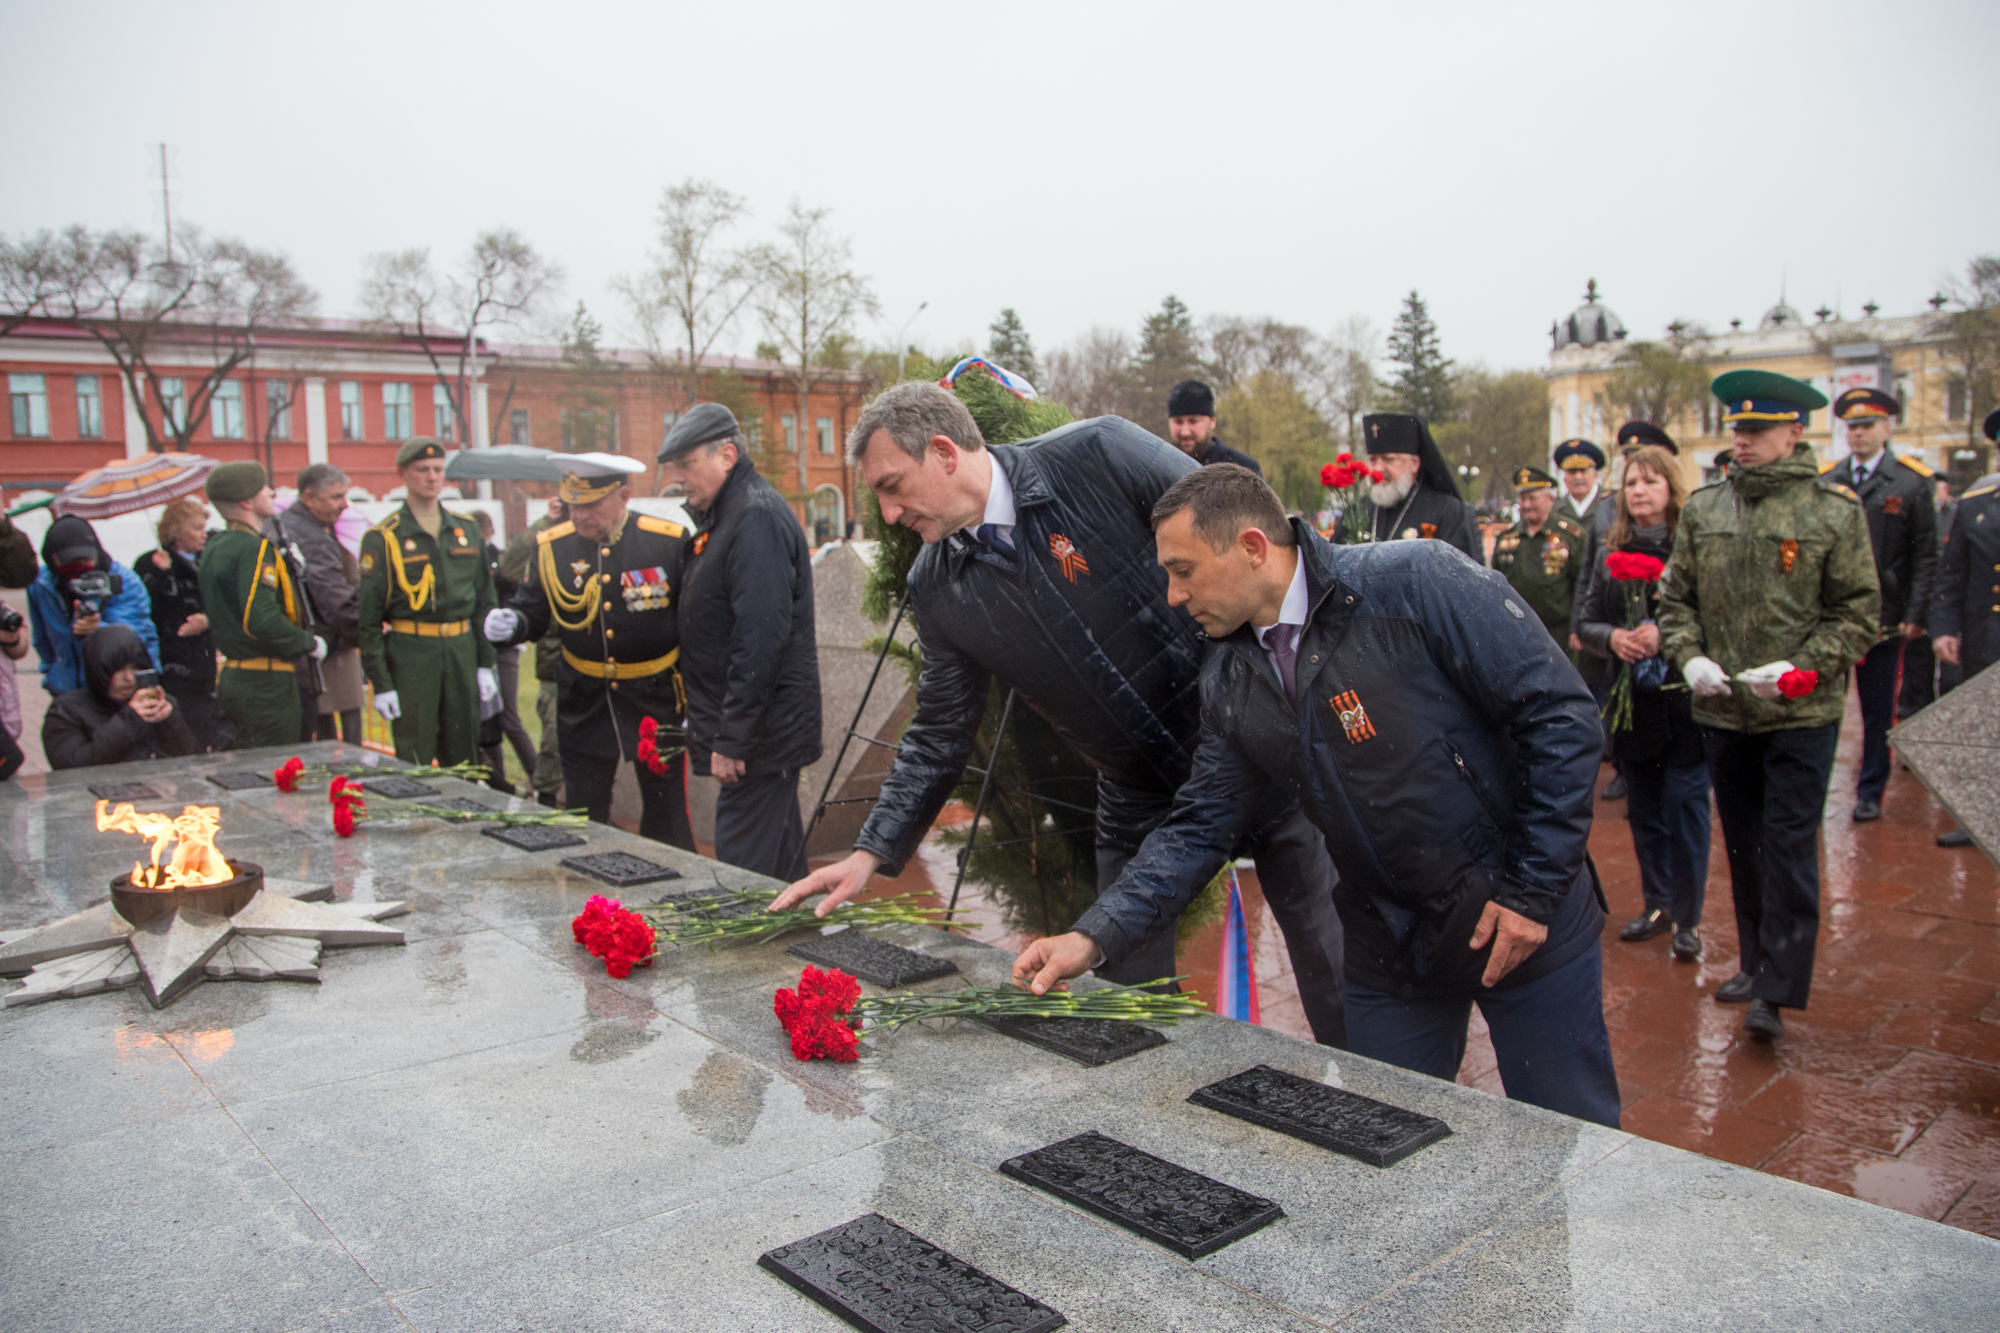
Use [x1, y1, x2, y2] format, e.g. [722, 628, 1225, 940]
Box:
[1369, 473, 1415, 507]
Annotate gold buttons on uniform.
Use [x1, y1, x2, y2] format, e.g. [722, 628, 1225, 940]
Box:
[605, 628, 615, 638]
[601, 574, 611, 583]
[601, 547, 611, 556]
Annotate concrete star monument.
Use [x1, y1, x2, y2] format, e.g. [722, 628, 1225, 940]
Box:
[1892, 661, 2000, 866]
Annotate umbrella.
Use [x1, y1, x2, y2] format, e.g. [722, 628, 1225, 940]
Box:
[53, 453, 220, 520]
[444, 445, 565, 483]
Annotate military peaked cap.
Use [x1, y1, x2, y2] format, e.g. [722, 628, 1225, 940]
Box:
[1616, 421, 1677, 454]
[1713, 369, 1827, 427]
[396, 437, 447, 467]
[1513, 466, 1556, 492]
[658, 402, 740, 463]
[205, 460, 268, 503]
[1167, 380, 1215, 418]
[1833, 386, 1901, 421]
[1552, 438, 1606, 471]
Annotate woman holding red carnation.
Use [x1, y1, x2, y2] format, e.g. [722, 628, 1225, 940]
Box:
[1575, 445, 1709, 962]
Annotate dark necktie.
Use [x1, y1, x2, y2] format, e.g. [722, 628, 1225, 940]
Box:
[1267, 622, 1299, 702]
[975, 523, 1015, 556]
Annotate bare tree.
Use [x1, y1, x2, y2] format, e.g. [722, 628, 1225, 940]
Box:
[1042, 327, 1139, 421]
[749, 201, 878, 496]
[1594, 339, 1713, 441]
[616, 180, 759, 407]
[7, 223, 318, 452]
[1320, 315, 1380, 452]
[1932, 255, 2000, 451]
[361, 228, 562, 447]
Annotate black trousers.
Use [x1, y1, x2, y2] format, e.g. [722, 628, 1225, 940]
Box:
[1096, 806, 1348, 1049]
[1702, 723, 1838, 1009]
[714, 768, 808, 881]
[564, 751, 694, 851]
[1623, 756, 1711, 930]
[1853, 637, 1905, 804]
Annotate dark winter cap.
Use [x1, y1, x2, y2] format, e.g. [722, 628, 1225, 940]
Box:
[1615, 421, 1677, 454]
[1167, 380, 1215, 419]
[204, 460, 268, 504]
[41, 514, 105, 570]
[657, 402, 741, 463]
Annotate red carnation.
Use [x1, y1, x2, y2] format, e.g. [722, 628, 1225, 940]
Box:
[570, 895, 655, 976]
[639, 716, 658, 742]
[328, 776, 366, 838]
[774, 966, 863, 1059]
[789, 1006, 859, 1063]
[1336, 451, 1353, 465]
[1605, 552, 1667, 583]
[1777, 668, 1818, 700]
[275, 756, 304, 792]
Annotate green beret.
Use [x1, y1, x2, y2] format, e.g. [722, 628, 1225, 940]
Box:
[204, 460, 268, 504]
[396, 436, 448, 468]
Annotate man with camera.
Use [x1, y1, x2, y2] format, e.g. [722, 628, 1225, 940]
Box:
[28, 514, 159, 698]
[42, 623, 199, 769]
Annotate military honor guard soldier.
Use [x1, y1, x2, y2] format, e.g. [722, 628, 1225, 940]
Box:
[1928, 408, 2000, 848]
[485, 453, 695, 848]
[358, 438, 499, 767]
[197, 461, 328, 748]
[1335, 413, 1481, 563]
[1824, 387, 1937, 822]
[1492, 466, 1590, 658]
[1658, 370, 1880, 1043]
[1164, 380, 1261, 472]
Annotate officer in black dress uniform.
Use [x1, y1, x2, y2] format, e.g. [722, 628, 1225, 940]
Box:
[1335, 413, 1480, 562]
[484, 453, 694, 848]
[1930, 408, 2000, 848]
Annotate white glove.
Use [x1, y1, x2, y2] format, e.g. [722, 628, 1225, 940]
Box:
[1683, 656, 1732, 697]
[309, 636, 328, 662]
[1738, 660, 1796, 700]
[374, 690, 401, 722]
[477, 667, 500, 703]
[483, 608, 520, 643]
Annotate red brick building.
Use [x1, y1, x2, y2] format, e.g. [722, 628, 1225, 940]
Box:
[1, 316, 871, 544]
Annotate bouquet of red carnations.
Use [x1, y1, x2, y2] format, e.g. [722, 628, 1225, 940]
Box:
[1320, 453, 1384, 545]
[1600, 552, 1679, 733]
[572, 895, 657, 978]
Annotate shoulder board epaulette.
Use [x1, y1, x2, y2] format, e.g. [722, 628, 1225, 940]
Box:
[371, 511, 400, 533]
[1894, 453, 1935, 478]
[1554, 517, 1585, 538]
[1818, 480, 1862, 502]
[635, 514, 685, 539]
[1963, 479, 2000, 499]
[536, 520, 577, 545]
[1818, 458, 1840, 475]
[444, 508, 480, 526]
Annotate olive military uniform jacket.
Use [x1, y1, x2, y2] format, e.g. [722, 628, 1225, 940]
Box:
[1657, 448, 1880, 733]
[499, 509, 688, 762]
[1492, 514, 1589, 646]
[356, 504, 496, 693]
[1824, 449, 1937, 631]
[1931, 474, 2000, 671]
[197, 522, 317, 666]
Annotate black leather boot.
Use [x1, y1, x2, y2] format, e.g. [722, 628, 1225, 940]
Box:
[1619, 908, 1672, 942]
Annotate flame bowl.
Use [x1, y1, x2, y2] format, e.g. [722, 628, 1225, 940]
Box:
[111, 861, 264, 927]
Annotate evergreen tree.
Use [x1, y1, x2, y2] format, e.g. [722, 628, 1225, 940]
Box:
[1386, 290, 1454, 423]
[985, 307, 1040, 386]
[1132, 294, 1206, 411]
[558, 302, 620, 452]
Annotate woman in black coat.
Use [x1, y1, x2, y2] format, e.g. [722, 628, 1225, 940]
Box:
[1575, 444, 1711, 962]
[43, 623, 199, 771]
[135, 498, 225, 746]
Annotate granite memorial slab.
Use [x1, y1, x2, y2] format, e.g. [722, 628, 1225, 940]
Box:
[787, 928, 959, 987]
[1189, 1064, 1451, 1167]
[362, 776, 442, 799]
[87, 780, 164, 802]
[427, 797, 498, 814]
[207, 769, 274, 790]
[560, 851, 682, 888]
[980, 1014, 1168, 1066]
[759, 1212, 1067, 1333]
[1893, 664, 2000, 865]
[481, 824, 587, 852]
[999, 1130, 1284, 1258]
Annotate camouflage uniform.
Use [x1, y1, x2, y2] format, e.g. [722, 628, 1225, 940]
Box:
[1492, 513, 1590, 658]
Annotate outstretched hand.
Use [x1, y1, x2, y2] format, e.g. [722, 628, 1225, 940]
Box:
[768, 848, 881, 916]
[1011, 932, 1099, 995]
[1469, 901, 1548, 988]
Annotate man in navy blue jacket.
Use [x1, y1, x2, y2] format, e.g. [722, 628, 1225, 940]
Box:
[772, 382, 1348, 1047]
[1014, 465, 1619, 1125]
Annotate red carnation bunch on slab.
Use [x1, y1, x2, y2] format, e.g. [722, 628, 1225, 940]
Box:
[1777, 668, 1819, 700]
[328, 776, 366, 837]
[275, 756, 305, 792]
[1604, 551, 1667, 583]
[572, 895, 657, 978]
[774, 965, 862, 1062]
[636, 716, 677, 776]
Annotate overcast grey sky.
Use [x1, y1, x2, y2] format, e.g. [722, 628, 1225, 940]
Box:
[6, 0, 1996, 375]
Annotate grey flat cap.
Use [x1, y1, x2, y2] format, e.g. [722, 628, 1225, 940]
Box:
[658, 402, 741, 462]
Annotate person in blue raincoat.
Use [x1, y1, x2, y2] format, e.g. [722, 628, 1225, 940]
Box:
[28, 514, 159, 697]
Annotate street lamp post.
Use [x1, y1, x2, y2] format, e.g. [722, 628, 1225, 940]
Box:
[894, 302, 929, 381]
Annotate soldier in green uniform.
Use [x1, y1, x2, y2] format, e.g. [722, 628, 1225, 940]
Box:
[485, 454, 693, 847]
[1492, 465, 1590, 662]
[1658, 370, 1880, 1044]
[357, 438, 497, 766]
[197, 461, 327, 748]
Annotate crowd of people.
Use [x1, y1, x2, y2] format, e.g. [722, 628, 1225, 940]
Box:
[2, 364, 1996, 1120]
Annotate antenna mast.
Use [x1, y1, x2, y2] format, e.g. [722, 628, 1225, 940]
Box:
[159, 144, 172, 263]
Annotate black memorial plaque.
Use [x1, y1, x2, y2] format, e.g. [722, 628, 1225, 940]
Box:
[207, 769, 273, 790]
[787, 929, 958, 988]
[560, 851, 682, 888]
[88, 781, 164, 802]
[428, 797, 497, 814]
[758, 1213, 1065, 1333]
[1188, 1064, 1450, 1167]
[362, 776, 441, 799]
[481, 824, 586, 852]
[999, 1131, 1283, 1258]
[979, 1015, 1166, 1067]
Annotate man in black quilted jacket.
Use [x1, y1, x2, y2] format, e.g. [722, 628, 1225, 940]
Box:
[771, 382, 1347, 1047]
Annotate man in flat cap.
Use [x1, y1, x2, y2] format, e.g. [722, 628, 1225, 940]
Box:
[1337, 413, 1480, 563]
[1825, 386, 1937, 823]
[1659, 369, 1879, 1043]
[485, 454, 693, 845]
[1492, 466, 1589, 659]
[769, 383, 1349, 1047]
[1165, 380, 1260, 473]
[658, 403, 822, 879]
[358, 438, 497, 767]
[1929, 410, 2000, 847]
[197, 461, 327, 748]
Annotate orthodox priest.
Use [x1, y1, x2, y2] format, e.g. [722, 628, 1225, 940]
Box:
[1336, 413, 1480, 562]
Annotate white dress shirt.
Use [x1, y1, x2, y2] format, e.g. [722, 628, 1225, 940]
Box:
[1566, 484, 1599, 519]
[1252, 551, 1310, 676]
[1849, 450, 1881, 486]
[977, 452, 1016, 546]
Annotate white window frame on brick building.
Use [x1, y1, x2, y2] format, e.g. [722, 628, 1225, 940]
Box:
[9, 373, 49, 437]
[159, 377, 187, 433]
[508, 409, 530, 445]
[433, 383, 456, 441]
[210, 379, 246, 439]
[383, 382, 413, 439]
[75, 375, 102, 438]
[782, 413, 798, 452]
[340, 381, 363, 439]
[817, 416, 834, 454]
[266, 380, 292, 440]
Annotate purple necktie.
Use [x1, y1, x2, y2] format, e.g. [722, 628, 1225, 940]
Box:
[1267, 622, 1299, 702]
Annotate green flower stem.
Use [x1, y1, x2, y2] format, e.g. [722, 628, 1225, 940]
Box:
[850, 981, 1209, 1033]
[638, 890, 971, 949]
[372, 802, 589, 827]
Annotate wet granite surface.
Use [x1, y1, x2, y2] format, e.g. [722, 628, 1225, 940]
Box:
[2, 741, 1996, 1332]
